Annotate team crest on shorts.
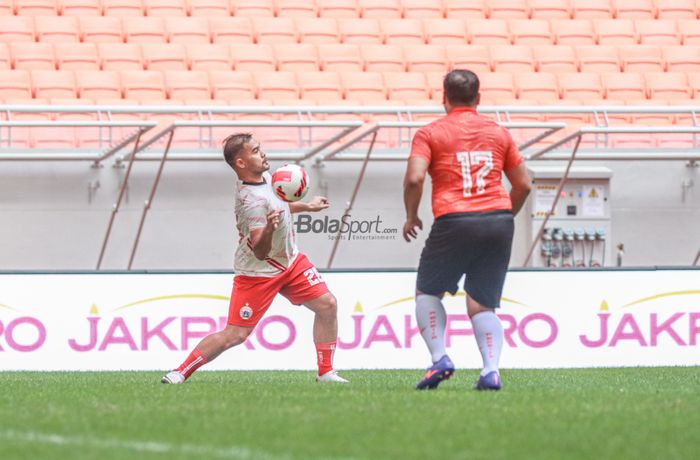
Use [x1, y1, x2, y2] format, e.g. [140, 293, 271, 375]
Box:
[240, 304, 253, 320]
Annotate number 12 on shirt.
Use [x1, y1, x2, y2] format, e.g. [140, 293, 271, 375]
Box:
[456, 151, 494, 197]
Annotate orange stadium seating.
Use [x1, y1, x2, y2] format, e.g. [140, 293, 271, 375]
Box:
[0, 0, 698, 151]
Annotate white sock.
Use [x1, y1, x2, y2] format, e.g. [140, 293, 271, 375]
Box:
[471, 311, 504, 376]
[415, 294, 447, 363]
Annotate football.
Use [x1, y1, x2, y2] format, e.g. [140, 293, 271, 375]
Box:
[271, 164, 309, 202]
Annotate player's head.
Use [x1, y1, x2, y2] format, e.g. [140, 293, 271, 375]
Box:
[222, 132, 270, 179]
[443, 69, 480, 111]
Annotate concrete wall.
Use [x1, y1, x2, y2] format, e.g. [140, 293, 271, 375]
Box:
[1, 157, 699, 270]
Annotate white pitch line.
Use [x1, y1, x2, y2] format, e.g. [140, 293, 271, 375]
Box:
[0, 429, 289, 460]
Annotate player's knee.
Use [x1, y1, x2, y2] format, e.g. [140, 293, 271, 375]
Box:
[222, 327, 252, 349]
[320, 295, 337, 317]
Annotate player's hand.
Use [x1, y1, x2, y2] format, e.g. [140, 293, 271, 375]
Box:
[306, 196, 330, 212]
[403, 217, 423, 242]
[266, 210, 282, 230]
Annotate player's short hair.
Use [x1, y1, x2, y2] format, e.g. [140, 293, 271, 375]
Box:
[222, 132, 253, 169]
[443, 69, 480, 106]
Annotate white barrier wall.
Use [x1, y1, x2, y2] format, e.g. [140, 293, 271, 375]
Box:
[0, 270, 698, 371]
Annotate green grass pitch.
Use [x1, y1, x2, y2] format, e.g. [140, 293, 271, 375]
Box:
[0, 368, 698, 460]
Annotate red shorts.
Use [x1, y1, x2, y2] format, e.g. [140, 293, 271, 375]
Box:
[227, 253, 329, 327]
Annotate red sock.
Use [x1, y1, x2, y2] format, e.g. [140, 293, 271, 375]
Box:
[316, 341, 336, 376]
[176, 348, 208, 379]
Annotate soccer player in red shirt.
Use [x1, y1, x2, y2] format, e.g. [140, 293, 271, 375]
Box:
[162, 133, 347, 384]
[403, 70, 532, 390]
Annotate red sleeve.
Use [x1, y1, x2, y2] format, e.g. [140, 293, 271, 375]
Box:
[503, 129, 524, 170]
[409, 127, 432, 163]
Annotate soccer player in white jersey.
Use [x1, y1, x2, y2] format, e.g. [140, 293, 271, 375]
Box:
[162, 133, 348, 384]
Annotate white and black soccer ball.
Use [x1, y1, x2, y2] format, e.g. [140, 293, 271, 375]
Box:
[271, 164, 309, 202]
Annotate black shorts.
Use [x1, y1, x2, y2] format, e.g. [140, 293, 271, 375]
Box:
[416, 210, 514, 308]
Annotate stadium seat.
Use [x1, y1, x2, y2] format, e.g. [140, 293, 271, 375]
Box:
[188, 0, 231, 16]
[209, 71, 255, 99]
[689, 74, 700, 98]
[51, 98, 97, 122]
[143, 0, 188, 16]
[317, 0, 360, 18]
[80, 16, 123, 43]
[0, 16, 36, 43]
[444, 0, 487, 18]
[402, 0, 444, 18]
[542, 99, 591, 124]
[55, 43, 100, 70]
[230, 43, 276, 71]
[361, 44, 405, 72]
[515, 72, 560, 101]
[318, 43, 363, 71]
[277, 0, 318, 18]
[60, 0, 102, 16]
[0, 0, 11, 15]
[423, 19, 468, 45]
[102, 0, 145, 16]
[11, 42, 56, 70]
[529, 0, 572, 19]
[510, 19, 554, 45]
[576, 45, 621, 72]
[15, 0, 58, 16]
[595, 19, 637, 45]
[210, 17, 254, 44]
[479, 73, 516, 100]
[186, 44, 232, 71]
[34, 16, 80, 43]
[0, 70, 33, 99]
[123, 17, 167, 44]
[0, 44, 10, 70]
[534, 45, 578, 72]
[254, 17, 298, 44]
[679, 20, 700, 45]
[230, 0, 274, 17]
[31, 70, 77, 98]
[99, 43, 144, 70]
[552, 19, 596, 45]
[571, 0, 613, 18]
[339, 18, 383, 44]
[646, 72, 691, 99]
[384, 72, 429, 101]
[426, 71, 444, 100]
[620, 45, 664, 72]
[296, 18, 341, 44]
[490, 45, 535, 72]
[76, 70, 122, 99]
[33, 127, 78, 149]
[165, 70, 211, 100]
[404, 44, 448, 72]
[341, 71, 386, 100]
[488, 0, 529, 19]
[467, 19, 511, 45]
[603, 72, 647, 100]
[296, 71, 343, 100]
[165, 17, 211, 44]
[142, 43, 188, 71]
[254, 71, 299, 100]
[613, 0, 656, 19]
[663, 45, 700, 71]
[558, 72, 604, 99]
[636, 19, 680, 45]
[655, 0, 698, 19]
[358, 0, 401, 18]
[120, 70, 167, 100]
[381, 19, 425, 45]
[274, 43, 320, 71]
[446, 44, 491, 73]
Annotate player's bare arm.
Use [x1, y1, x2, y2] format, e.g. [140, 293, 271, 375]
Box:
[250, 210, 281, 260]
[505, 163, 532, 216]
[402, 156, 429, 242]
[289, 196, 330, 214]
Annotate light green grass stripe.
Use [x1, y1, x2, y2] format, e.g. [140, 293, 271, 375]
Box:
[0, 429, 286, 460]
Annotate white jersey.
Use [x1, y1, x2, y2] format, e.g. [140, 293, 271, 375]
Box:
[234, 172, 298, 277]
